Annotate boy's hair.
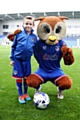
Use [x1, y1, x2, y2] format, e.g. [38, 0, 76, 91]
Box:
[23, 16, 35, 25]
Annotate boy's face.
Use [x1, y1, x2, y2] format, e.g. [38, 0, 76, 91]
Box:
[23, 18, 34, 33]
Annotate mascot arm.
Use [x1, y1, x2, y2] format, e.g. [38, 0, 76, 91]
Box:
[7, 34, 14, 41]
[7, 29, 22, 41]
[61, 45, 74, 65]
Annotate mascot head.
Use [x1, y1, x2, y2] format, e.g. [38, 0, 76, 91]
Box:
[34, 16, 69, 45]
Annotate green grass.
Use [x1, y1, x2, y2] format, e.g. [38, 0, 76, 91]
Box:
[0, 45, 80, 120]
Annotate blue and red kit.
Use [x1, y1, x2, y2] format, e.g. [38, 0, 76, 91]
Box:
[10, 29, 37, 78]
[34, 39, 67, 83]
[10, 29, 37, 98]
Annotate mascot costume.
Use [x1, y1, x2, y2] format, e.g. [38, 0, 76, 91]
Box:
[7, 16, 74, 99]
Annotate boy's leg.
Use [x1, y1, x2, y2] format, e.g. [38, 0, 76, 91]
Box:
[22, 60, 31, 101]
[23, 78, 28, 94]
[23, 78, 31, 101]
[16, 79, 23, 96]
[16, 79, 26, 104]
[12, 58, 26, 103]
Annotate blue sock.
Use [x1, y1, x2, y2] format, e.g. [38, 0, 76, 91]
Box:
[23, 79, 28, 94]
[16, 79, 23, 96]
[36, 85, 40, 90]
[58, 86, 63, 91]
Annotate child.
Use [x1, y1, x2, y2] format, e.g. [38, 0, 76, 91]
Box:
[10, 16, 37, 104]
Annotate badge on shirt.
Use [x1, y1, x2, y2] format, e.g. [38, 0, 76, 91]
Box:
[31, 38, 35, 42]
[55, 46, 60, 51]
[13, 70, 18, 75]
[43, 46, 47, 50]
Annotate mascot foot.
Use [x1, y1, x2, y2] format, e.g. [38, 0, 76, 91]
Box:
[57, 87, 64, 99]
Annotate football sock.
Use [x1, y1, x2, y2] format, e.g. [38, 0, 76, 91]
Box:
[23, 78, 28, 94]
[36, 85, 41, 90]
[16, 79, 23, 96]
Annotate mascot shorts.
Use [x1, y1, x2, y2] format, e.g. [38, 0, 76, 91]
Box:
[34, 68, 65, 83]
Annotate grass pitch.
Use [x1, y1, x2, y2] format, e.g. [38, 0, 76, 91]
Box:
[0, 45, 80, 120]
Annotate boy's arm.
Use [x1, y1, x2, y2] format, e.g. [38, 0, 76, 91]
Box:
[10, 35, 17, 61]
[7, 29, 22, 61]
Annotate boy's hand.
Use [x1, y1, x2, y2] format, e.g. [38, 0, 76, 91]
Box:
[10, 61, 14, 66]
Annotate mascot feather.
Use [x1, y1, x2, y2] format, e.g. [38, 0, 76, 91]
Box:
[7, 16, 74, 99]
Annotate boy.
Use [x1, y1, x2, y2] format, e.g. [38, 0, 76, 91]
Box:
[10, 16, 37, 104]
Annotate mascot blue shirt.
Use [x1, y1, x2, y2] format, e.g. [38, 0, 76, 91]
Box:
[34, 40, 66, 73]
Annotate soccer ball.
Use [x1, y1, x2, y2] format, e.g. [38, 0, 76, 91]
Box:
[33, 92, 50, 109]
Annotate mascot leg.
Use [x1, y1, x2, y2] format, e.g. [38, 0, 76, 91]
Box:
[55, 75, 73, 99]
[55, 75, 73, 90]
[26, 74, 43, 88]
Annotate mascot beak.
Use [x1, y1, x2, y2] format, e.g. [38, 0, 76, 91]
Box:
[48, 36, 56, 42]
[47, 35, 58, 45]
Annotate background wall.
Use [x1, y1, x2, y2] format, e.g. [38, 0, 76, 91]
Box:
[0, 18, 80, 47]
[0, 18, 80, 35]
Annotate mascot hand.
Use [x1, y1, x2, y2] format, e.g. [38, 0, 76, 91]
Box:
[26, 74, 43, 88]
[61, 46, 74, 65]
[7, 34, 14, 41]
[14, 29, 22, 35]
[7, 29, 22, 41]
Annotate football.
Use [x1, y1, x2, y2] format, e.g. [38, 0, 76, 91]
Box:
[33, 92, 50, 109]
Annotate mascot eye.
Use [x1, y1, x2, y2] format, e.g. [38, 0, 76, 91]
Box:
[37, 23, 52, 40]
[55, 26, 61, 33]
[44, 26, 50, 33]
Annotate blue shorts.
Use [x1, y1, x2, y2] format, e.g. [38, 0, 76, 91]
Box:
[12, 57, 31, 79]
[34, 68, 65, 83]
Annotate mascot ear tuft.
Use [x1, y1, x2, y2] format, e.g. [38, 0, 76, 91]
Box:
[7, 29, 22, 41]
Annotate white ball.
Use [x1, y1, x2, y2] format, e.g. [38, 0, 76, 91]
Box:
[33, 92, 50, 109]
